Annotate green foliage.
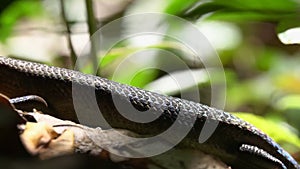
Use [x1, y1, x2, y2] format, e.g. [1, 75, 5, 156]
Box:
[98, 42, 190, 88]
[185, 0, 299, 19]
[0, 0, 43, 42]
[277, 95, 300, 110]
[163, 0, 199, 15]
[277, 17, 300, 33]
[234, 112, 300, 152]
[213, 0, 298, 12]
[121, 69, 159, 88]
[184, 0, 300, 40]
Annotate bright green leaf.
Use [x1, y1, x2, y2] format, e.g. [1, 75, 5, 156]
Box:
[164, 0, 199, 15]
[233, 112, 300, 150]
[276, 95, 300, 110]
[184, 0, 300, 22]
[129, 69, 160, 88]
[208, 11, 293, 22]
[213, 0, 299, 12]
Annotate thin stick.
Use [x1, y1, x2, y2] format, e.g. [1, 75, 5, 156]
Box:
[85, 0, 98, 73]
[60, 0, 77, 68]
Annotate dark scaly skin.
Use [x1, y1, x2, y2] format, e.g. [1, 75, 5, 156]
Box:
[0, 56, 298, 169]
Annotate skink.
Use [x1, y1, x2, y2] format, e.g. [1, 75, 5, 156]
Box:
[0, 56, 298, 169]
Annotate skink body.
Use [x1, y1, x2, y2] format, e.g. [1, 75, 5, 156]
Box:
[0, 56, 298, 169]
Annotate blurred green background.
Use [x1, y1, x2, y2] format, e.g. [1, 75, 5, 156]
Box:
[0, 0, 300, 163]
